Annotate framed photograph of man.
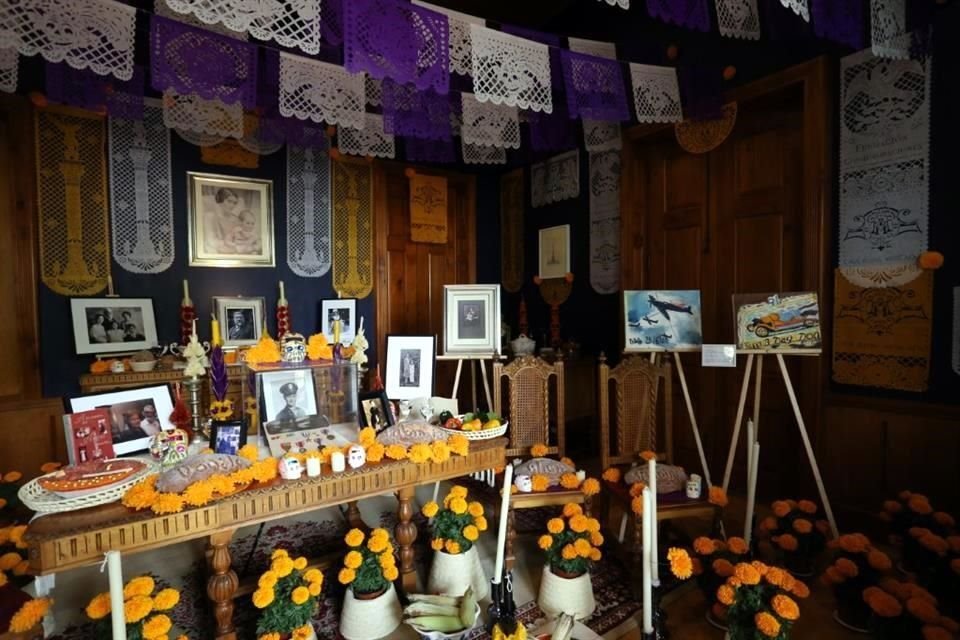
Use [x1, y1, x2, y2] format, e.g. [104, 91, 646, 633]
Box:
[211, 420, 246, 455]
[321, 298, 357, 345]
[67, 385, 174, 456]
[261, 369, 318, 425]
[358, 390, 395, 432]
[70, 297, 159, 355]
[385, 335, 436, 400]
[187, 172, 275, 267]
[214, 296, 265, 347]
[538, 224, 570, 280]
[443, 285, 501, 355]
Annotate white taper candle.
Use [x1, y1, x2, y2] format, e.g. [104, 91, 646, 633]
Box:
[745, 442, 761, 545]
[106, 551, 127, 639]
[642, 487, 653, 634]
[493, 463, 514, 584]
[648, 457, 659, 585]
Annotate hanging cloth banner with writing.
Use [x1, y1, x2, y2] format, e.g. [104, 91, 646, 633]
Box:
[832, 267, 933, 392]
[409, 173, 448, 244]
[287, 145, 332, 277]
[589, 150, 620, 295]
[839, 49, 930, 270]
[531, 150, 579, 208]
[500, 168, 524, 293]
[37, 106, 110, 296]
[331, 157, 374, 299]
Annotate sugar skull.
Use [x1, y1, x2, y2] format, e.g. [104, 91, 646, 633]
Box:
[281, 332, 307, 363]
[514, 474, 533, 493]
[279, 455, 303, 480]
[347, 444, 366, 469]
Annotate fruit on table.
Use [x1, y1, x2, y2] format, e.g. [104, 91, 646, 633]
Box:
[461, 419, 483, 432]
[444, 417, 463, 430]
[481, 419, 500, 430]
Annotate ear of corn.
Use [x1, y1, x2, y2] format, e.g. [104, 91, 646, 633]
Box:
[407, 615, 466, 632]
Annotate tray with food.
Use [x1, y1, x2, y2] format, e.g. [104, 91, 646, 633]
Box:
[19, 458, 156, 513]
[436, 411, 508, 440]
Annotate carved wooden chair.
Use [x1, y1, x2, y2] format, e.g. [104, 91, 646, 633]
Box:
[598, 354, 716, 567]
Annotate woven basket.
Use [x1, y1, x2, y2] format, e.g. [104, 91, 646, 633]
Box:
[427, 546, 489, 600]
[439, 420, 508, 441]
[537, 565, 596, 620]
[18, 461, 157, 514]
[340, 583, 402, 640]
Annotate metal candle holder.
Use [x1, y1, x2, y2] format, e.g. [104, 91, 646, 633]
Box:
[183, 376, 204, 442]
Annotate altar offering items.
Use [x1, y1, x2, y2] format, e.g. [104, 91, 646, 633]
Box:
[734, 292, 822, 352]
[251, 548, 323, 639]
[208, 345, 233, 420]
[129, 350, 157, 372]
[37, 458, 145, 497]
[403, 588, 480, 637]
[276, 280, 291, 337]
[2, 595, 51, 635]
[687, 535, 750, 615]
[819, 533, 894, 632]
[62, 408, 115, 465]
[536, 503, 600, 619]
[281, 332, 308, 363]
[246, 331, 283, 365]
[338, 528, 403, 639]
[182, 320, 208, 378]
[713, 561, 807, 639]
[423, 486, 489, 600]
[755, 499, 830, 576]
[180, 280, 195, 346]
[83, 575, 184, 639]
[68, 384, 176, 456]
[439, 411, 507, 439]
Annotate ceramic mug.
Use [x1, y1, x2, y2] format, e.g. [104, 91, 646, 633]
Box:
[686, 473, 702, 499]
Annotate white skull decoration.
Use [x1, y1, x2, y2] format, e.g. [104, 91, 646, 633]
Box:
[281, 332, 307, 364]
[514, 474, 533, 493]
[347, 444, 366, 469]
[279, 456, 303, 480]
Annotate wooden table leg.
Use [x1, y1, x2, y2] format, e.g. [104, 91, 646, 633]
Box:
[396, 486, 418, 593]
[207, 529, 239, 640]
[505, 506, 516, 572]
[345, 500, 366, 530]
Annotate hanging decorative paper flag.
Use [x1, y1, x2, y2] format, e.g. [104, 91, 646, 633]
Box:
[462, 142, 506, 165]
[109, 103, 174, 274]
[560, 50, 630, 122]
[811, 0, 865, 49]
[331, 157, 374, 299]
[321, 0, 343, 45]
[567, 37, 616, 59]
[150, 16, 258, 108]
[338, 113, 396, 159]
[953, 287, 959, 376]
[597, 0, 629, 9]
[583, 119, 622, 152]
[412, 1, 483, 78]
[232, 114, 283, 156]
[779, 0, 809, 22]
[344, 0, 449, 94]
[46, 63, 146, 121]
[405, 136, 456, 164]
[365, 76, 382, 107]
[715, 0, 761, 40]
[589, 150, 621, 295]
[154, 0, 247, 39]
[287, 145, 332, 277]
[839, 49, 929, 269]
[527, 102, 577, 152]
[871, 0, 909, 59]
[382, 80, 452, 140]
[0, 0, 136, 81]
[500, 169, 524, 293]
[470, 25, 553, 114]
[161, 0, 322, 54]
[36, 106, 110, 296]
[409, 173, 448, 244]
[279, 53, 366, 129]
[500, 24, 562, 47]
[0, 48, 17, 93]
[646, 0, 711, 32]
[163, 91, 245, 138]
[833, 268, 933, 392]
[629, 63, 683, 123]
[461, 93, 521, 149]
[675, 102, 738, 154]
[531, 150, 580, 208]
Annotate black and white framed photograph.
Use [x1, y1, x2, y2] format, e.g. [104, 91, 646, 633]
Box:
[211, 420, 246, 455]
[213, 296, 266, 347]
[358, 390, 395, 432]
[385, 335, 436, 400]
[70, 297, 159, 355]
[538, 224, 571, 280]
[443, 284, 501, 355]
[67, 385, 174, 456]
[187, 172, 275, 267]
[321, 298, 357, 345]
[261, 369, 318, 427]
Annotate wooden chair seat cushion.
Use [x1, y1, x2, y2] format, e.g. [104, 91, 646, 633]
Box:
[460, 474, 586, 509]
[623, 463, 689, 493]
[603, 478, 711, 513]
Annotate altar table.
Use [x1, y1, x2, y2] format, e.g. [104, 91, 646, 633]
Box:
[23, 438, 506, 639]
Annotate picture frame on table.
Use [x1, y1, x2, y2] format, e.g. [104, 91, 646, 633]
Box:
[67, 385, 175, 456]
[321, 298, 357, 345]
[385, 335, 436, 401]
[210, 420, 246, 455]
[443, 284, 501, 355]
[213, 296, 266, 347]
[70, 297, 159, 355]
[538, 224, 570, 280]
[358, 389, 395, 432]
[187, 172, 275, 268]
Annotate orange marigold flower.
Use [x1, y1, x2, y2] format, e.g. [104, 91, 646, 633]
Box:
[759, 516, 778, 533]
[574, 538, 592, 558]
[538, 535, 553, 551]
[908, 495, 933, 515]
[793, 518, 813, 534]
[865, 590, 903, 617]
[547, 518, 565, 534]
[772, 594, 800, 621]
[824, 566, 844, 585]
[151, 493, 185, 515]
[431, 538, 445, 551]
[561, 544, 578, 560]
[531, 474, 550, 492]
[693, 537, 716, 555]
[772, 500, 792, 518]
[750, 560, 769, 576]
[639, 450, 656, 461]
[918, 534, 949, 555]
[708, 486, 728, 507]
[563, 503, 583, 518]
[883, 500, 902, 513]
[560, 473, 581, 490]
[630, 482, 646, 497]
[754, 611, 781, 638]
[836, 558, 859, 578]
[8, 598, 52, 633]
[447, 434, 469, 457]
[40, 462, 62, 473]
[712, 558, 734, 578]
[530, 443, 549, 457]
[921, 627, 953, 640]
[560, 457, 576, 468]
[630, 496, 644, 516]
[667, 547, 693, 579]
[906, 597, 941, 624]
[733, 563, 761, 585]
[408, 443, 433, 464]
[444, 540, 461, 555]
[775, 534, 799, 552]
[716, 584, 735, 606]
[791, 580, 811, 599]
[797, 499, 817, 514]
[569, 514, 589, 533]
[581, 478, 600, 497]
[385, 444, 407, 460]
[726, 537, 748, 555]
[932, 511, 956, 528]
[602, 467, 621, 483]
[430, 440, 451, 463]
[868, 550, 892, 571]
[764, 567, 787, 588]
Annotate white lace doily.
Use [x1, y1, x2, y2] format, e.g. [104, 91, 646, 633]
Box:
[460, 93, 520, 149]
[412, 1, 483, 78]
[154, 0, 246, 39]
[470, 24, 553, 114]
[597, 0, 629, 8]
[629, 63, 683, 123]
[109, 103, 174, 274]
[583, 119, 622, 153]
[838, 263, 922, 289]
[287, 145, 331, 277]
[871, 0, 910, 59]
[365, 75, 382, 107]
[279, 53, 366, 130]
[0, 0, 136, 80]
[0, 47, 17, 93]
[779, 0, 809, 21]
[531, 150, 580, 208]
[163, 91, 244, 138]
[567, 37, 617, 60]
[338, 113, 395, 158]
[162, 0, 321, 54]
[589, 150, 620, 295]
[462, 142, 506, 165]
[716, 0, 761, 40]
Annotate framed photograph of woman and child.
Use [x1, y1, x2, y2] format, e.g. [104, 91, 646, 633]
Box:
[70, 297, 159, 355]
[187, 172, 275, 267]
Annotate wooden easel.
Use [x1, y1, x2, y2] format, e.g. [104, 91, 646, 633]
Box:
[720, 352, 839, 541]
[436, 352, 499, 413]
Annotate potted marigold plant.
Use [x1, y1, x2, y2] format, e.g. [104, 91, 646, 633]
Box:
[536, 503, 602, 620]
[756, 499, 829, 576]
[336, 528, 402, 640]
[422, 485, 489, 600]
[713, 561, 809, 640]
[689, 536, 750, 629]
[862, 578, 959, 640]
[83, 575, 185, 639]
[878, 491, 952, 548]
[818, 533, 893, 632]
[250, 548, 323, 640]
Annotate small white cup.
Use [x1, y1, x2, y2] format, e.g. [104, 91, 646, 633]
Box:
[686, 474, 702, 499]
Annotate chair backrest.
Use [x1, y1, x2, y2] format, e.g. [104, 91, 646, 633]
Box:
[598, 355, 673, 471]
[493, 355, 565, 458]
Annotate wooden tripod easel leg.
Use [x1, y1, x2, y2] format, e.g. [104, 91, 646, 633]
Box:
[451, 359, 464, 399]
[722, 354, 755, 492]
[672, 351, 713, 488]
[775, 354, 839, 538]
[751, 354, 764, 443]
[478, 359, 494, 412]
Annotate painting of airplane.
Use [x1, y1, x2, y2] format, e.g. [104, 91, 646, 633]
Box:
[623, 290, 703, 352]
[734, 292, 822, 352]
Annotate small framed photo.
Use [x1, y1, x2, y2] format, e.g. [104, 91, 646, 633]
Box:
[358, 390, 395, 432]
[321, 298, 357, 345]
[211, 420, 246, 455]
[385, 335, 436, 400]
[70, 297, 159, 355]
[67, 385, 174, 456]
[187, 172, 275, 267]
[443, 284, 501, 355]
[214, 296, 266, 347]
[538, 224, 571, 280]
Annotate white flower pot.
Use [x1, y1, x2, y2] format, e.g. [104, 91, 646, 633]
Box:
[340, 583, 402, 640]
[427, 546, 489, 600]
[537, 565, 596, 620]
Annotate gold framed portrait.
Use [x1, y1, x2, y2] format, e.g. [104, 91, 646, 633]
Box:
[187, 172, 275, 267]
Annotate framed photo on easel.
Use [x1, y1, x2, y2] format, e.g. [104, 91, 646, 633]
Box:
[443, 284, 501, 355]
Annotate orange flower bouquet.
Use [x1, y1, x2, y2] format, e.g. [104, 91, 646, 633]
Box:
[83, 575, 186, 639]
[757, 499, 829, 576]
[819, 534, 893, 631]
[423, 486, 489, 598]
[862, 579, 959, 640]
[538, 503, 603, 578]
[718, 561, 809, 640]
[688, 536, 750, 626]
[879, 491, 952, 547]
[252, 549, 324, 640]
